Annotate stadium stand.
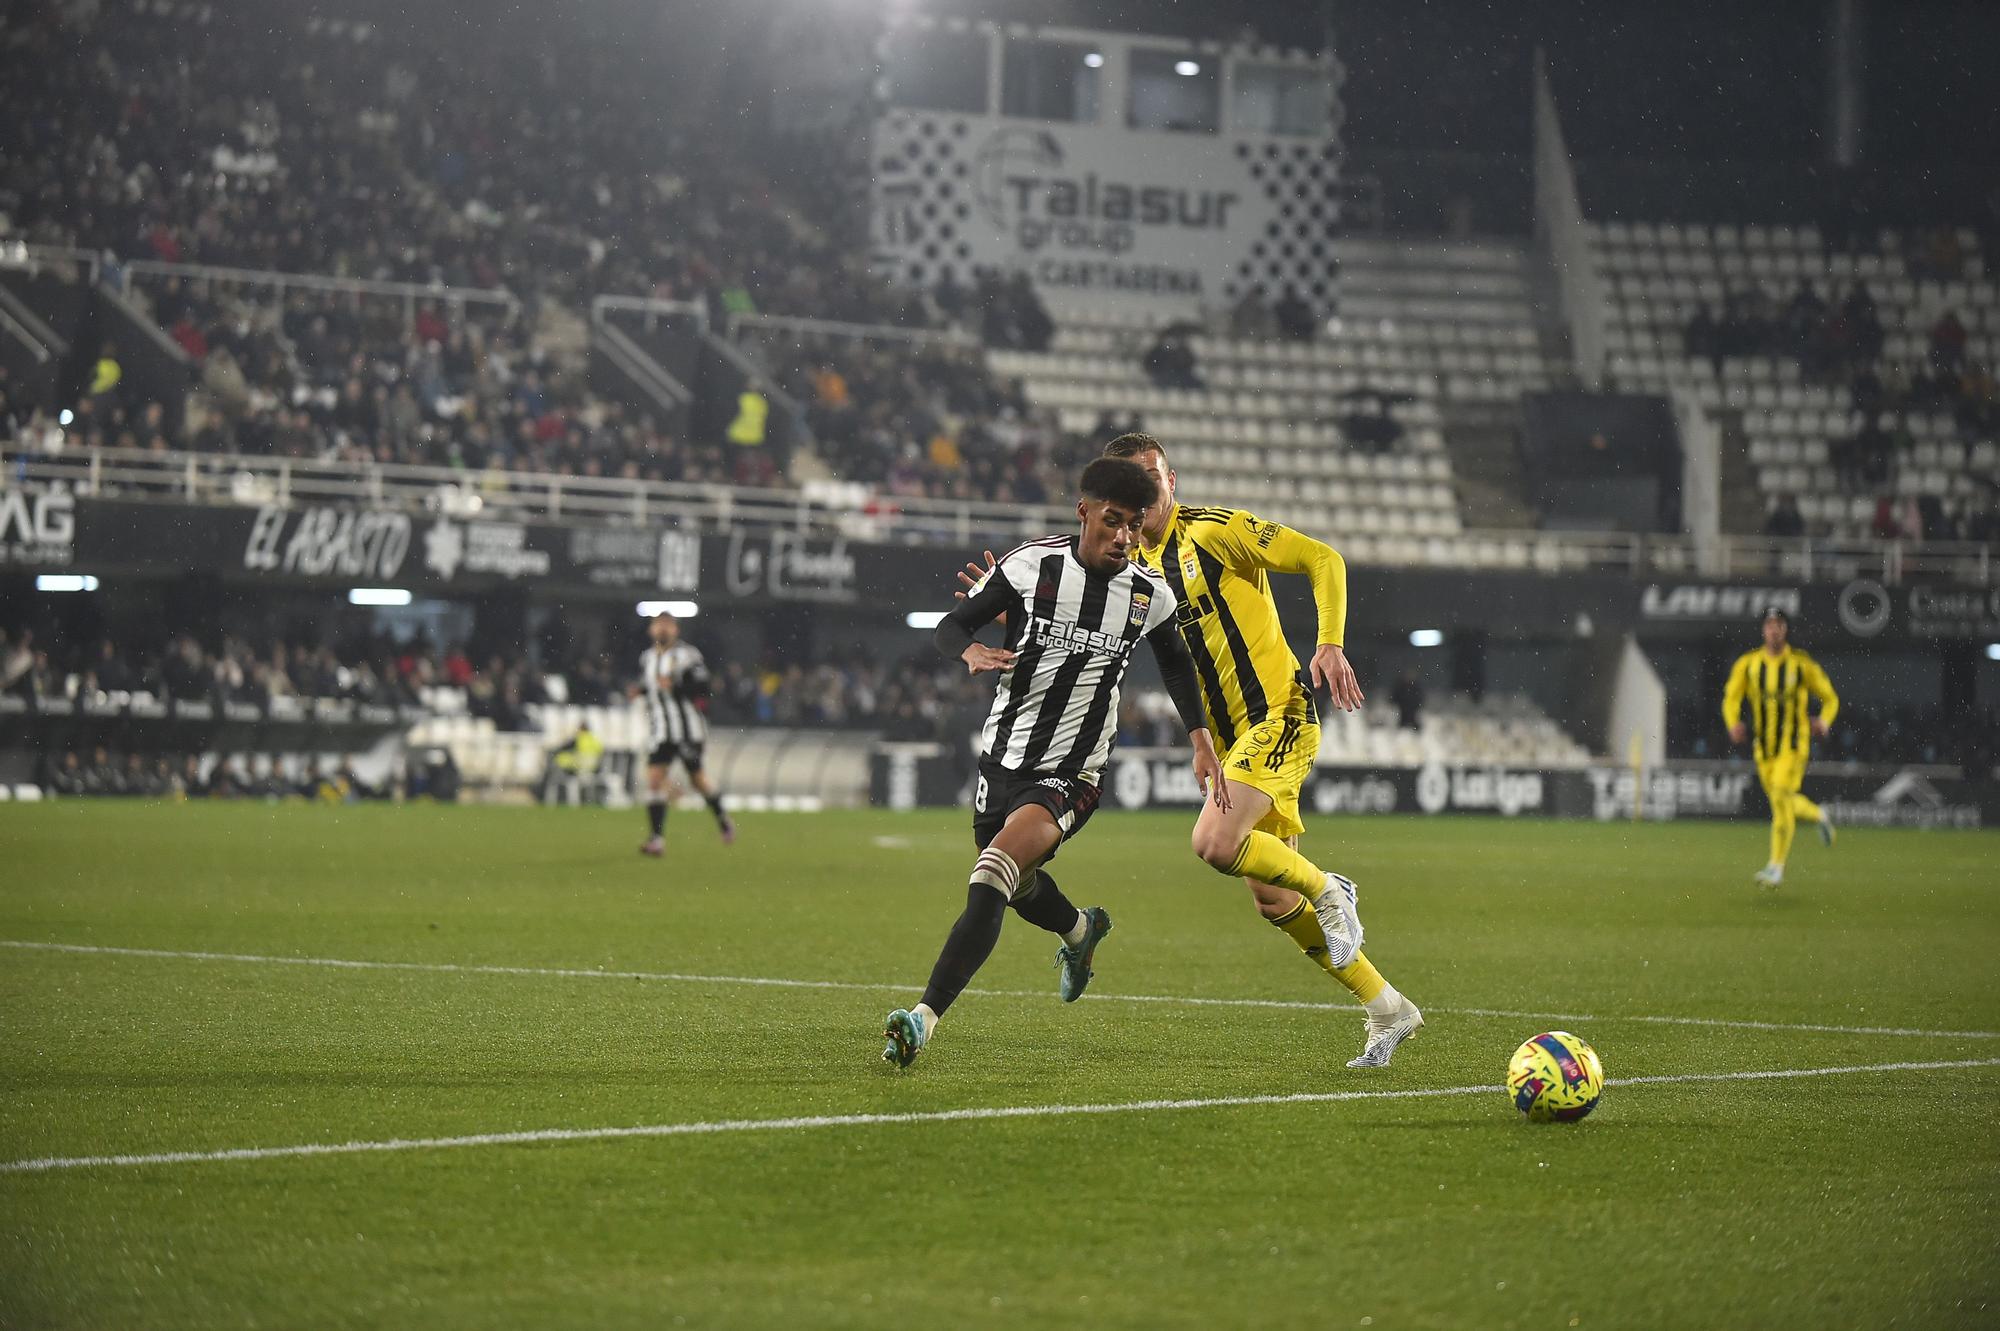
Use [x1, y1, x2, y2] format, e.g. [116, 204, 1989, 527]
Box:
[1594, 220, 2000, 543]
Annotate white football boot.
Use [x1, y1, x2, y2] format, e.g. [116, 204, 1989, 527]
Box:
[1314, 873, 1364, 968]
[1347, 994, 1425, 1069]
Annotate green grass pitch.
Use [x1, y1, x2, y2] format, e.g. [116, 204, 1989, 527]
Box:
[1, 801, 1996, 1329]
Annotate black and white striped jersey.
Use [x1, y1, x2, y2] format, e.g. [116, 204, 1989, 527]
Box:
[950, 536, 1182, 781]
[639, 642, 709, 746]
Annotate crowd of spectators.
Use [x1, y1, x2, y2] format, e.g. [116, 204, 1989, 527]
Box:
[2, 0, 1074, 494]
[1684, 274, 1998, 542]
[0, 622, 549, 721]
[764, 329, 1074, 504]
[39, 747, 395, 802]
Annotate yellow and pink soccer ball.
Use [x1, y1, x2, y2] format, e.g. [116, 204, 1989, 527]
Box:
[1507, 1031, 1604, 1122]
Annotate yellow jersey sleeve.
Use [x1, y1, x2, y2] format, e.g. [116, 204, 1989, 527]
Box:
[1799, 653, 1840, 727]
[1205, 510, 1349, 648]
[1721, 653, 1751, 728]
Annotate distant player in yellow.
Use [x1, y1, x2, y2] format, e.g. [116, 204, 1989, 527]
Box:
[1722, 608, 1840, 887]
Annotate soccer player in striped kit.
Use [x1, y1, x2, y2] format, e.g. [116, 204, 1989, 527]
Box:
[882, 458, 1221, 1069]
[1723, 607, 1840, 887]
[632, 612, 735, 856]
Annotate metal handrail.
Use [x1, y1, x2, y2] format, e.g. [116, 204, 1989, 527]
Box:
[118, 260, 519, 310]
[2, 445, 1991, 581]
[590, 294, 709, 332]
[730, 311, 979, 349]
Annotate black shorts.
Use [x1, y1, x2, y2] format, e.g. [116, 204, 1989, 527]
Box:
[971, 760, 1102, 860]
[647, 739, 706, 773]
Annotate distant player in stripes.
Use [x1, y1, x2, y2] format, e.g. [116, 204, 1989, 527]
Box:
[882, 458, 1221, 1069]
[1105, 433, 1423, 1068]
[632, 612, 735, 857]
[1722, 607, 1839, 887]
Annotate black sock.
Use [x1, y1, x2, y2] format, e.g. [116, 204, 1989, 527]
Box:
[918, 884, 1009, 1018]
[646, 798, 666, 837]
[1008, 869, 1083, 936]
[704, 790, 729, 825]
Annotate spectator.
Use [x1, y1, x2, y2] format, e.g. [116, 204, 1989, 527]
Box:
[1229, 288, 1278, 342]
[1930, 309, 1969, 374]
[1764, 494, 1807, 538]
[1143, 324, 1202, 391]
[1275, 287, 1317, 342]
[1391, 670, 1425, 732]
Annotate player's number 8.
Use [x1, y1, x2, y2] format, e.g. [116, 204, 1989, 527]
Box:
[974, 774, 988, 813]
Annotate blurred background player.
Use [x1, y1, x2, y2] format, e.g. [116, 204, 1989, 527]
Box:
[1107, 432, 1424, 1070]
[631, 613, 735, 856]
[884, 458, 1221, 1069]
[1723, 608, 1841, 887]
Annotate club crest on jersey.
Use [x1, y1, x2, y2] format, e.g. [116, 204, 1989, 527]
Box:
[1181, 555, 1200, 584]
[1128, 592, 1150, 628]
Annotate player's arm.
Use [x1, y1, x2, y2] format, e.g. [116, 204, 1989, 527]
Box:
[1721, 654, 1749, 743]
[934, 573, 1020, 675]
[1145, 621, 1228, 811]
[1214, 512, 1362, 711]
[1803, 656, 1840, 735]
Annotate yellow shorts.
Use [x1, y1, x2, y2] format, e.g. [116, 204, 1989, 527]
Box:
[1756, 750, 1808, 800]
[1221, 708, 1321, 841]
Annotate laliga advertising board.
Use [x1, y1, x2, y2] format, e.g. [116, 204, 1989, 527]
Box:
[870, 23, 1345, 312]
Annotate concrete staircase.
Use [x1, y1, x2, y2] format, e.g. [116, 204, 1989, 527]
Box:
[1335, 236, 1556, 530]
[1713, 409, 1768, 534]
[1443, 403, 1540, 529]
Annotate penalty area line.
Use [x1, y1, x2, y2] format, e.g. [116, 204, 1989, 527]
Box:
[5, 939, 2000, 1042]
[4, 1057, 1998, 1175]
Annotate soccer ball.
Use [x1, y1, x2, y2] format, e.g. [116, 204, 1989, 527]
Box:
[1507, 1031, 1604, 1123]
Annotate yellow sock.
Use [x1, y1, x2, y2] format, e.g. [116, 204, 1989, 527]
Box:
[1227, 831, 1325, 895]
[1790, 793, 1822, 824]
[1271, 896, 1334, 974]
[1269, 898, 1389, 1003]
[1770, 801, 1796, 867]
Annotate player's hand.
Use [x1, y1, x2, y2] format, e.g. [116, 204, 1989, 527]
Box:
[1728, 723, 1748, 745]
[1311, 644, 1364, 712]
[953, 550, 998, 600]
[961, 644, 1016, 675]
[1810, 718, 1829, 738]
[1189, 730, 1230, 811]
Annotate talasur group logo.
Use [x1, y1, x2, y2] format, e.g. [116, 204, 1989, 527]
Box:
[973, 127, 1064, 228]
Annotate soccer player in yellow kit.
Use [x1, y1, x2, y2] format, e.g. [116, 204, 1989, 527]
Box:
[1722, 608, 1840, 887]
[1108, 432, 1422, 1067]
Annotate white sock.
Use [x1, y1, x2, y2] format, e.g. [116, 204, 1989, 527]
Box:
[1060, 911, 1090, 947]
[913, 1003, 939, 1040]
[1363, 983, 1402, 1021]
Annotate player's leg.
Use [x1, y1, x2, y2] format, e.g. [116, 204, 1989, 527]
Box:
[1755, 757, 1794, 885]
[1788, 759, 1832, 846]
[640, 756, 669, 856]
[686, 754, 736, 844]
[884, 801, 1062, 1068]
[1190, 716, 1361, 962]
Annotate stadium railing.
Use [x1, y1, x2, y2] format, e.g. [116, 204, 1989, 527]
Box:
[4, 445, 1990, 582]
[116, 259, 520, 319]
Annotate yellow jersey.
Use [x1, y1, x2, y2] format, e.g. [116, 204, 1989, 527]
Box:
[1133, 503, 1348, 748]
[1721, 646, 1840, 763]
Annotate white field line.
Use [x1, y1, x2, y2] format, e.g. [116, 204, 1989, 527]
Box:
[6, 939, 1999, 1041]
[4, 1057, 1997, 1176]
